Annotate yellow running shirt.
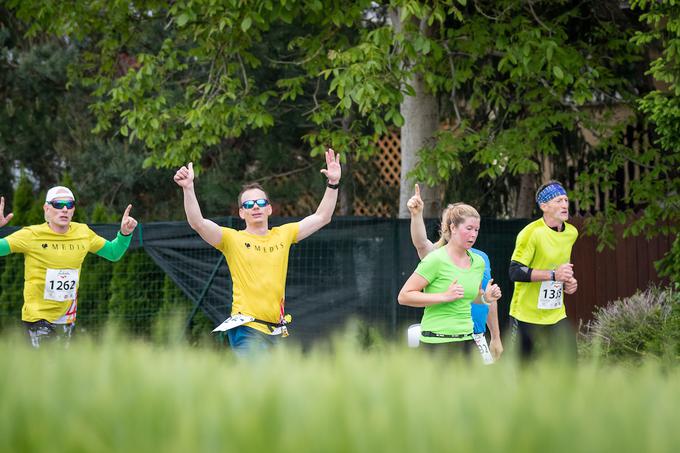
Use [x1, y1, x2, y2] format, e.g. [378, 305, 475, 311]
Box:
[216, 223, 299, 335]
[509, 218, 578, 325]
[5, 223, 106, 323]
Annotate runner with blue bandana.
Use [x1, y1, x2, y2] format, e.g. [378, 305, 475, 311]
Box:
[508, 180, 579, 360]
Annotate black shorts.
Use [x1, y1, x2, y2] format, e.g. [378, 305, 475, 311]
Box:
[510, 317, 576, 361]
[419, 338, 474, 359]
[23, 320, 75, 349]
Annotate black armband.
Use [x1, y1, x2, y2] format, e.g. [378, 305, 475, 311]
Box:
[509, 260, 533, 282]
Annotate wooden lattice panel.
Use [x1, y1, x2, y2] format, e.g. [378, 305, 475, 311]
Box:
[276, 192, 317, 217]
[375, 130, 401, 187]
[353, 199, 394, 218]
[268, 131, 403, 218]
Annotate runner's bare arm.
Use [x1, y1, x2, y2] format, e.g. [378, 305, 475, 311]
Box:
[297, 149, 341, 242]
[174, 163, 222, 247]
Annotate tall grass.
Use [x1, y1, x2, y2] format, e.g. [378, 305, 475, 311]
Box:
[1, 327, 679, 453]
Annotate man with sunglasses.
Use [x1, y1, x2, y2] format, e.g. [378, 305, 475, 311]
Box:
[174, 149, 341, 354]
[0, 186, 138, 347]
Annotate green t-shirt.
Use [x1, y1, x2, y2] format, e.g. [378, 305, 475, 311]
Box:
[509, 218, 578, 325]
[415, 247, 484, 343]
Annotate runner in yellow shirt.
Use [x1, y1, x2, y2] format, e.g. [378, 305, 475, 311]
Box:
[173, 149, 341, 355]
[508, 180, 578, 360]
[0, 186, 138, 347]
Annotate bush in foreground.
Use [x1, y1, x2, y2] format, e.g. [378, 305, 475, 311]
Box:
[1, 328, 680, 453]
[581, 285, 680, 363]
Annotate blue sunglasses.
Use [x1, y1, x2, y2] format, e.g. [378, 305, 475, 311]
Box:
[48, 200, 75, 209]
[241, 198, 269, 209]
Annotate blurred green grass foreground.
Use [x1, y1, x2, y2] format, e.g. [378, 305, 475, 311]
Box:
[1, 326, 679, 453]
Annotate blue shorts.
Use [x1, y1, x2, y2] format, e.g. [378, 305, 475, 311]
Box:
[226, 325, 279, 356]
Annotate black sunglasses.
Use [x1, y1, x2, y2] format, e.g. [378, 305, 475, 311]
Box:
[241, 198, 269, 209]
[48, 200, 75, 209]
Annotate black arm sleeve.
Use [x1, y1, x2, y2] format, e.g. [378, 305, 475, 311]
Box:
[509, 260, 533, 282]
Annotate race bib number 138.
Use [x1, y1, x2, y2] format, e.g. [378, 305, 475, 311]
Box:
[44, 268, 79, 302]
[537, 281, 563, 310]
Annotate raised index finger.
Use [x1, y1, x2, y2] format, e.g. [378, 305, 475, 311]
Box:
[123, 204, 132, 218]
[414, 183, 420, 198]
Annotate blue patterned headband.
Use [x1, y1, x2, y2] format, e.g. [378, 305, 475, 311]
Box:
[536, 183, 567, 205]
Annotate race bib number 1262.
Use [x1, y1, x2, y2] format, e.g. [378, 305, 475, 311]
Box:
[44, 268, 79, 302]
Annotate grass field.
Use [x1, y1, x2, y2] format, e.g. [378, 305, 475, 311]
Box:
[1, 328, 679, 453]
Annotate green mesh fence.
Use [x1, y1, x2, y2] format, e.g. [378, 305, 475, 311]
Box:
[0, 217, 529, 344]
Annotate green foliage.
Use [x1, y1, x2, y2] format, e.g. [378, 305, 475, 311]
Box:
[10, 174, 39, 226]
[154, 274, 214, 345]
[628, 0, 680, 281]
[0, 10, 192, 222]
[0, 175, 43, 326]
[656, 237, 680, 289]
[3, 333, 680, 452]
[6, 0, 403, 168]
[76, 254, 114, 333]
[581, 285, 680, 363]
[0, 254, 23, 330]
[108, 250, 164, 336]
[412, 1, 643, 192]
[89, 202, 118, 223]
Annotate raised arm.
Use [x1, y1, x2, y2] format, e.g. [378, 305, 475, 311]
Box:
[119, 204, 138, 236]
[0, 196, 13, 228]
[95, 204, 138, 262]
[174, 163, 222, 247]
[296, 149, 341, 242]
[407, 184, 434, 259]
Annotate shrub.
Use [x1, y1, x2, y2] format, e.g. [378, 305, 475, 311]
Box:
[581, 285, 680, 362]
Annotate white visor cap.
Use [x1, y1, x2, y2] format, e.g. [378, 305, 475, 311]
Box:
[45, 186, 75, 203]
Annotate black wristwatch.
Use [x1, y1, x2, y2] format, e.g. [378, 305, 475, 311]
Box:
[327, 181, 340, 190]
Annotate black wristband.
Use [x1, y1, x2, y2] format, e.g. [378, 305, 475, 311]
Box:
[327, 181, 340, 189]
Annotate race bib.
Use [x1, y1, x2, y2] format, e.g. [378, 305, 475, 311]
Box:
[537, 281, 563, 309]
[472, 333, 494, 365]
[44, 269, 79, 302]
[212, 314, 256, 332]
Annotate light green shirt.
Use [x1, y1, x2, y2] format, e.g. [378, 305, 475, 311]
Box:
[415, 247, 484, 343]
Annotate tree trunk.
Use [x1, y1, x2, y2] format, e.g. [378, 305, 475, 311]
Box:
[515, 173, 536, 218]
[392, 9, 443, 219]
[398, 72, 442, 218]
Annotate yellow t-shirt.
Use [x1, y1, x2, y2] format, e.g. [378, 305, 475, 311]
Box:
[216, 223, 299, 334]
[509, 218, 578, 325]
[5, 222, 106, 323]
